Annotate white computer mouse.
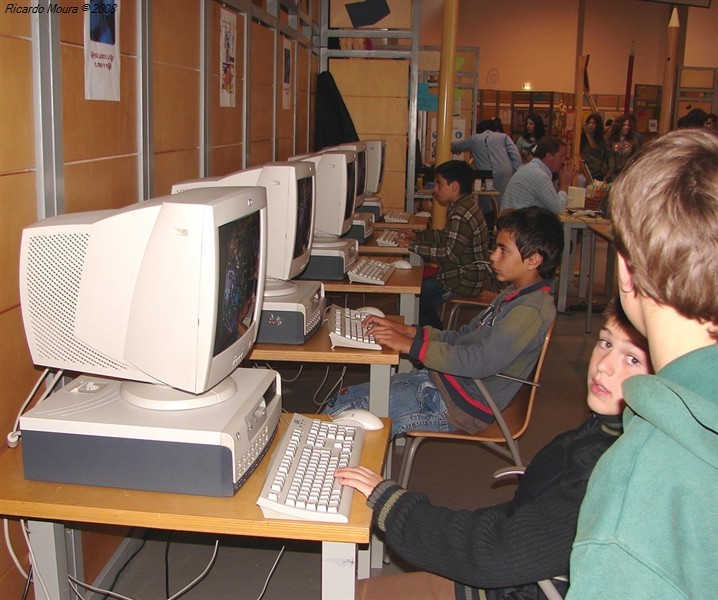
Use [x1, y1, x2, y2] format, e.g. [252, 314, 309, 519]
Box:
[415, 211, 432, 218]
[392, 259, 412, 270]
[331, 409, 384, 431]
[357, 306, 385, 318]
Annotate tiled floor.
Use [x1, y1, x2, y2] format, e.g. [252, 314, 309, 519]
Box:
[88, 240, 614, 599]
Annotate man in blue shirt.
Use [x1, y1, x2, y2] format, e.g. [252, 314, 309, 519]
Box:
[502, 136, 577, 214]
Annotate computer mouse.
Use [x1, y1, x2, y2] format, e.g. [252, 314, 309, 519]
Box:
[331, 409, 384, 431]
[415, 211, 432, 218]
[357, 306, 385, 318]
[392, 259, 412, 270]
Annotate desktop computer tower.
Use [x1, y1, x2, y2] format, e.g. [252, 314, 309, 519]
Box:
[257, 280, 326, 344]
[20, 368, 282, 497]
[345, 212, 374, 243]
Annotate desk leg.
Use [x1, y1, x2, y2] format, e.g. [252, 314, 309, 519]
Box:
[322, 541, 357, 599]
[557, 223, 573, 313]
[27, 520, 72, 600]
[578, 230, 591, 298]
[586, 229, 596, 333]
[398, 292, 418, 372]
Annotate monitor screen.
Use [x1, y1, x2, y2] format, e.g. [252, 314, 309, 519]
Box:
[294, 175, 313, 260]
[333, 141, 367, 206]
[215, 212, 261, 356]
[172, 162, 315, 282]
[291, 150, 357, 238]
[20, 187, 268, 408]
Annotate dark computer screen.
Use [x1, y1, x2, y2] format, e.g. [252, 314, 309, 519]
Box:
[355, 150, 366, 197]
[293, 176, 313, 260]
[344, 160, 357, 221]
[214, 211, 261, 356]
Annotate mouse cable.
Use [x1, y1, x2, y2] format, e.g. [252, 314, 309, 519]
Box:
[255, 546, 286, 600]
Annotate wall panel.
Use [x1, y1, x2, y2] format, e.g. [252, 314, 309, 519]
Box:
[153, 149, 200, 197]
[0, 37, 35, 172]
[64, 157, 139, 213]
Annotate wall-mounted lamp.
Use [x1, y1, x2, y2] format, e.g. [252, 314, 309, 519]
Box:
[522, 82, 532, 90]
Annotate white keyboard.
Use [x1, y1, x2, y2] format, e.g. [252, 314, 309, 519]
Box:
[376, 230, 402, 247]
[327, 305, 382, 350]
[383, 210, 410, 224]
[347, 257, 396, 285]
[257, 414, 364, 523]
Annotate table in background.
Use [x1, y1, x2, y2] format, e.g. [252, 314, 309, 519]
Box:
[0, 415, 391, 600]
[557, 212, 610, 313]
[585, 222, 615, 333]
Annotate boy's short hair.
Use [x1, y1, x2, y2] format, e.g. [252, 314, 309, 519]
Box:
[434, 160, 474, 194]
[496, 206, 564, 279]
[533, 136, 566, 159]
[609, 128, 718, 330]
[603, 296, 648, 353]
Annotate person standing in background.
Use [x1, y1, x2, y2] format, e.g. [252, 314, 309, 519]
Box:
[451, 119, 521, 222]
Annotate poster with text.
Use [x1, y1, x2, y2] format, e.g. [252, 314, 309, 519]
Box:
[220, 8, 236, 108]
[84, 0, 120, 101]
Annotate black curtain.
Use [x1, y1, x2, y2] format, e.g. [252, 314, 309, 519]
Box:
[314, 71, 360, 151]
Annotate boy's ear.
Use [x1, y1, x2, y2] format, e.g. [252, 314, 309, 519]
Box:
[617, 253, 634, 293]
[525, 252, 543, 271]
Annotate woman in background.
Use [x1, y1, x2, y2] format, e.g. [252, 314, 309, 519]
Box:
[605, 114, 640, 180]
[516, 113, 545, 163]
[580, 113, 612, 181]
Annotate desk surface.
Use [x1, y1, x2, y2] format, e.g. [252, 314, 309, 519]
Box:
[373, 216, 429, 231]
[358, 239, 413, 256]
[0, 415, 391, 545]
[321, 265, 422, 295]
[587, 222, 612, 242]
[249, 319, 401, 366]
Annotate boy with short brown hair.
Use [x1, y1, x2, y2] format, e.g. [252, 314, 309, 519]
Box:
[567, 127, 718, 599]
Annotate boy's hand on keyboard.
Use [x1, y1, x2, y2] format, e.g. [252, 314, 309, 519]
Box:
[334, 466, 384, 499]
[366, 324, 413, 353]
[364, 316, 416, 339]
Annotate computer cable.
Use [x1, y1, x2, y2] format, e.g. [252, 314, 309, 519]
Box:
[6, 368, 64, 449]
[255, 546, 285, 600]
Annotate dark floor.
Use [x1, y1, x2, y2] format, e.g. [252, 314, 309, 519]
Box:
[88, 241, 613, 600]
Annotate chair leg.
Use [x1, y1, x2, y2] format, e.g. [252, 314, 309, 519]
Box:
[447, 304, 462, 330]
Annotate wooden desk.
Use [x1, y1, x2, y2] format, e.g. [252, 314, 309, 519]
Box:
[322, 266, 423, 361]
[373, 215, 429, 231]
[557, 212, 610, 313]
[249, 320, 401, 417]
[0, 415, 391, 600]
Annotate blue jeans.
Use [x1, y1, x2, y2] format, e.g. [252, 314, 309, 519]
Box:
[419, 276, 454, 330]
[323, 369, 458, 438]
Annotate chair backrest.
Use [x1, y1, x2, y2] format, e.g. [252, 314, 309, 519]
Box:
[472, 319, 555, 443]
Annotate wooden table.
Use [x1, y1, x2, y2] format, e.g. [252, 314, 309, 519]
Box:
[249, 319, 402, 417]
[0, 415, 391, 600]
[557, 212, 610, 313]
[373, 215, 429, 231]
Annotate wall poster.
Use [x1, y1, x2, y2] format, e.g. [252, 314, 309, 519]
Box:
[84, 0, 120, 101]
[220, 8, 237, 108]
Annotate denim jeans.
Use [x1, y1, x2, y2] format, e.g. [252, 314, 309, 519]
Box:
[323, 369, 458, 438]
[419, 276, 454, 330]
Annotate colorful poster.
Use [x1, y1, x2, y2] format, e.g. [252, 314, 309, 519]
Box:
[220, 8, 236, 108]
[84, 0, 120, 101]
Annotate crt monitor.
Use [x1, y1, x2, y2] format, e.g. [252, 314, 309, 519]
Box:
[19, 186, 268, 410]
[290, 150, 357, 240]
[364, 139, 386, 196]
[172, 161, 315, 284]
[330, 141, 366, 207]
